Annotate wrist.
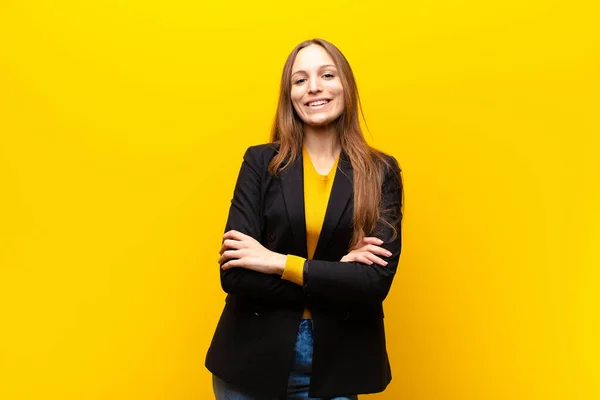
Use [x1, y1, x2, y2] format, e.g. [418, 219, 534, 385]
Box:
[271, 252, 287, 275]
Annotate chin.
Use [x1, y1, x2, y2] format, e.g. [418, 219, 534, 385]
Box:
[315, 116, 344, 127]
[306, 115, 336, 126]
[307, 119, 331, 127]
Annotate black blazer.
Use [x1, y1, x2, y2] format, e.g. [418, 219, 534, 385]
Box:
[205, 143, 403, 398]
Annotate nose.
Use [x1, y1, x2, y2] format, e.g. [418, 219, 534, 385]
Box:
[308, 76, 322, 94]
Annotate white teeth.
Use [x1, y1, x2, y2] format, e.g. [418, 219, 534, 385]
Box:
[308, 100, 329, 107]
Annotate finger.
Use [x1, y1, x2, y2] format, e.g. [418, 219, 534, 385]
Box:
[353, 244, 386, 256]
[223, 230, 248, 241]
[365, 244, 392, 257]
[354, 244, 376, 253]
[221, 258, 242, 270]
[341, 253, 358, 263]
[364, 252, 388, 267]
[218, 249, 241, 265]
[356, 255, 374, 265]
[219, 239, 244, 255]
[362, 237, 384, 245]
[352, 237, 381, 251]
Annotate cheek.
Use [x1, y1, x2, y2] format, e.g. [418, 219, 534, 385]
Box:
[332, 87, 345, 112]
[290, 90, 304, 109]
[291, 100, 303, 117]
[326, 82, 344, 101]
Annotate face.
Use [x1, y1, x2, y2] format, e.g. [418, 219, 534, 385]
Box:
[290, 45, 345, 127]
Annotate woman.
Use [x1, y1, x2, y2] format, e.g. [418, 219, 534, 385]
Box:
[206, 38, 403, 400]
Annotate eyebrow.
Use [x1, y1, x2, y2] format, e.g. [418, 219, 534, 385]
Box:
[291, 64, 337, 76]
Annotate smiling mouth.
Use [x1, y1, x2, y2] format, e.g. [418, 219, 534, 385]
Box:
[306, 99, 331, 107]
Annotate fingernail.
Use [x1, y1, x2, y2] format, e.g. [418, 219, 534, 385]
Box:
[378, 239, 384, 244]
[385, 251, 392, 256]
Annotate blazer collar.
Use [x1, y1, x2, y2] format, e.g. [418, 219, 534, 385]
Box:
[280, 149, 353, 260]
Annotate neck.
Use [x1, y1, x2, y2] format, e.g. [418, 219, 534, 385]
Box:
[303, 124, 341, 159]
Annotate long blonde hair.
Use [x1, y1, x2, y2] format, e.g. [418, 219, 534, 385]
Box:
[268, 38, 402, 249]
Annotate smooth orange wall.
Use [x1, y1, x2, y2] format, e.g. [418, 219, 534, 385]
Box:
[1, 1, 598, 399]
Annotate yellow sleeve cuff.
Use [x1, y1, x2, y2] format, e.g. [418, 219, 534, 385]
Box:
[281, 255, 306, 286]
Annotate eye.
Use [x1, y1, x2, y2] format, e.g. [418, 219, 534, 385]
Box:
[323, 73, 335, 79]
[294, 78, 307, 85]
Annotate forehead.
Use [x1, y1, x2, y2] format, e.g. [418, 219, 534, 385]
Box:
[292, 45, 336, 71]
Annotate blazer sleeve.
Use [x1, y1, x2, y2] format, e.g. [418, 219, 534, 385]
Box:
[303, 156, 403, 303]
[219, 145, 305, 303]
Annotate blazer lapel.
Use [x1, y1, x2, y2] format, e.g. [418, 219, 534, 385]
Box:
[280, 150, 353, 261]
[280, 154, 309, 259]
[313, 151, 353, 260]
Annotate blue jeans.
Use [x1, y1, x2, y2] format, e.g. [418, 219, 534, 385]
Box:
[213, 319, 358, 400]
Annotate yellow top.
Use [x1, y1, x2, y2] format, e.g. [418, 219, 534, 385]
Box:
[282, 145, 340, 318]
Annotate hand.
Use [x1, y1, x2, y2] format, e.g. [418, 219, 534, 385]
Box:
[340, 236, 391, 266]
[219, 230, 287, 275]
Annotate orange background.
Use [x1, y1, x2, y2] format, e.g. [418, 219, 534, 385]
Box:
[1, 1, 598, 399]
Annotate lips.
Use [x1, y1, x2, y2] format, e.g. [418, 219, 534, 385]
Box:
[305, 98, 331, 107]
